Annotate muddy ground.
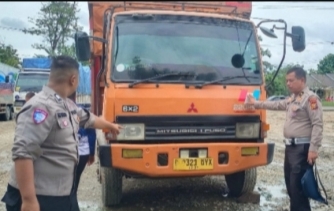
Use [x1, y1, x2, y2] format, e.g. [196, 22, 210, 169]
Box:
[0, 111, 333, 211]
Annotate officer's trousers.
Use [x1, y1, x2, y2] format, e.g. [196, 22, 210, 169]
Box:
[284, 144, 311, 211]
[1, 184, 80, 211]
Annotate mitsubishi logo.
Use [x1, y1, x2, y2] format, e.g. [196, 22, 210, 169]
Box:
[187, 103, 198, 113]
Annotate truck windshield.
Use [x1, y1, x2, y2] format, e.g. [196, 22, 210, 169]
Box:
[111, 14, 262, 85]
[15, 73, 49, 92]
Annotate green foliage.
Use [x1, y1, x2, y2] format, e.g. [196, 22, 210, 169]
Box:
[0, 43, 20, 67]
[322, 101, 334, 107]
[23, 1, 82, 57]
[264, 64, 304, 96]
[317, 53, 334, 74]
[258, 35, 276, 73]
[308, 68, 317, 74]
[58, 43, 76, 58]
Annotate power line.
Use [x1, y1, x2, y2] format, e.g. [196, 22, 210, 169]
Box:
[1, 23, 333, 46]
[0, 25, 24, 32]
[261, 41, 334, 46]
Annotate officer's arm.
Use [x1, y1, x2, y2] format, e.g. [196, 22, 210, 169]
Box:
[306, 95, 323, 152]
[77, 106, 120, 131]
[77, 107, 96, 128]
[13, 102, 53, 201]
[254, 99, 288, 110]
[86, 128, 97, 155]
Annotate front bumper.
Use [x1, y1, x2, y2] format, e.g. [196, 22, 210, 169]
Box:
[99, 142, 275, 177]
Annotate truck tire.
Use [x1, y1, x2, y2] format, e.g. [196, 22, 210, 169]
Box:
[0, 106, 11, 121]
[101, 166, 123, 207]
[225, 168, 257, 197]
[10, 107, 14, 120]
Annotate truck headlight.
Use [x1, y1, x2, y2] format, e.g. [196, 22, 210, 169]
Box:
[117, 124, 145, 140]
[235, 123, 260, 138]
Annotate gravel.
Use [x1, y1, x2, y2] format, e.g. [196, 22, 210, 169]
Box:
[0, 111, 333, 211]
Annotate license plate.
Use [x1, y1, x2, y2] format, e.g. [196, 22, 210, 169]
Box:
[173, 158, 213, 171]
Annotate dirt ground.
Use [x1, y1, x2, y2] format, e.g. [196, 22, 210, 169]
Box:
[0, 111, 333, 211]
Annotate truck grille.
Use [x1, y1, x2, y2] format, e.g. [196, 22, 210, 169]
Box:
[116, 115, 260, 141]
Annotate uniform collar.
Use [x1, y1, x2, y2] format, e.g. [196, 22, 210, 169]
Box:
[298, 86, 309, 98]
[291, 86, 309, 98]
[42, 85, 64, 103]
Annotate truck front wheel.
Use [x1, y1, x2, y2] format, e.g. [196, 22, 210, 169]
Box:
[101, 166, 123, 206]
[224, 168, 257, 197]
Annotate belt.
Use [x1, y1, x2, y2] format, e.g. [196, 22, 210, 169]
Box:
[283, 137, 310, 145]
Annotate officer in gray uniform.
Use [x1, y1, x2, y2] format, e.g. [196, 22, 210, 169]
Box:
[245, 66, 323, 211]
[1, 56, 121, 211]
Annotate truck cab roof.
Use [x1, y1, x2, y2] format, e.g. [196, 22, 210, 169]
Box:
[88, 1, 252, 56]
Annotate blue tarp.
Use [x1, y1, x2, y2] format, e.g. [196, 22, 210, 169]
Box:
[22, 58, 52, 69]
[21, 58, 91, 95]
[77, 63, 91, 95]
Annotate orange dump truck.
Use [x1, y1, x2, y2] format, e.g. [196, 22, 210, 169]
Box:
[74, 1, 306, 206]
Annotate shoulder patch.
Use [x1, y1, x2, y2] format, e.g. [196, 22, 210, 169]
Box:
[33, 108, 49, 124]
[308, 96, 318, 110]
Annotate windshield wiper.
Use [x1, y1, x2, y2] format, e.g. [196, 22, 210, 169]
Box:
[194, 75, 260, 89]
[128, 71, 195, 88]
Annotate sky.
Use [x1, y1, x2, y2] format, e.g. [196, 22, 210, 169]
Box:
[0, 2, 333, 70]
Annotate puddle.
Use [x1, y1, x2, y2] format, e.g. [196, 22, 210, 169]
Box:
[269, 161, 283, 167]
[78, 201, 101, 211]
[0, 162, 12, 173]
[321, 143, 334, 148]
[0, 150, 8, 158]
[256, 184, 287, 211]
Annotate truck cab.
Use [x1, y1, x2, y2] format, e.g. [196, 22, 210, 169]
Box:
[13, 58, 51, 118]
[74, 1, 305, 207]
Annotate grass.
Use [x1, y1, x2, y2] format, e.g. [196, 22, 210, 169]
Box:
[321, 101, 334, 107]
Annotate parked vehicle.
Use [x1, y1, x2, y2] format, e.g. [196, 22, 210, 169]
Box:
[0, 62, 19, 121]
[266, 95, 287, 101]
[12, 58, 51, 118]
[74, 1, 306, 206]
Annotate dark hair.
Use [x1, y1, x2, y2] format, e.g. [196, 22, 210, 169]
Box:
[50, 55, 79, 83]
[25, 92, 35, 99]
[286, 66, 306, 81]
[51, 55, 79, 71]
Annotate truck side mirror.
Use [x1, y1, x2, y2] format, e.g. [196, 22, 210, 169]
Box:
[5, 75, 9, 83]
[291, 26, 305, 52]
[74, 32, 91, 61]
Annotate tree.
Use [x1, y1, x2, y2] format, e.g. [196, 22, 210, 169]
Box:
[23, 1, 82, 57]
[58, 43, 77, 58]
[258, 35, 274, 72]
[308, 68, 318, 74]
[0, 43, 20, 67]
[33, 54, 48, 58]
[317, 53, 334, 74]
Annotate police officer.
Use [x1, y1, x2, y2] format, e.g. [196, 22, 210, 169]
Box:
[245, 66, 323, 211]
[1, 55, 122, 211]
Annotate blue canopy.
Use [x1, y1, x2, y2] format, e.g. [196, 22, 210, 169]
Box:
[22, 58, 51, 69]
[76, 63, 91, 95]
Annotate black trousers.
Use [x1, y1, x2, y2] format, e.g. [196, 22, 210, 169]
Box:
[1, 184, 79, 211]
[74, 155, 89, 194]
[284, 144, 311, 211]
